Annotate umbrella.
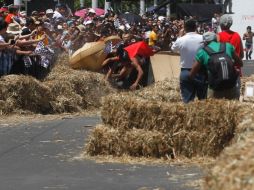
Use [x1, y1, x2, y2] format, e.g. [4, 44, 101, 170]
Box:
[74, 8, 105, 18]
[119, 13, 144, 25]
[147, 5, 166, 14]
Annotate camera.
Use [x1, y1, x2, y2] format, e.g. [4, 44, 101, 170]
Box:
[10, 39, 15, 45]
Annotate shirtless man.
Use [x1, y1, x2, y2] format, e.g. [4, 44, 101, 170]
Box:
[243, 26, 254, 60]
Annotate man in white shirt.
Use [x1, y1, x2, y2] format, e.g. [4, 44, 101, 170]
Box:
[53, 4, 67, 23]
[171, 19, 207, 103]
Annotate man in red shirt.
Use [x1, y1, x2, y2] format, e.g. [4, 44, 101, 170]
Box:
[218, 14, 244, 99]
[5, 6, 18, 24]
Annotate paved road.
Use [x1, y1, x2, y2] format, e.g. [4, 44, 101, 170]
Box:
[243, 60, 254, 76]
[0, 116, 202, 190]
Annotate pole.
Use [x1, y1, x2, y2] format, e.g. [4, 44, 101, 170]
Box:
[14, 0, 22, 5]
[105, 0, 111, 13]
[25, 0, 27, 13]
[166, 3, 170, 17]
[154, 0, 158, 7]
[140, 0, 145, 16]
[80, 0, 84, 8]
[92, 0, 98, 9]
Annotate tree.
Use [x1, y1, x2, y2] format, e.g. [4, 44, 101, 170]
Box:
[74, 0, 105, 10]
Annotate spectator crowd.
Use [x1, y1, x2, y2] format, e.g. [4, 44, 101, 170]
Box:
[0, 3, 222, 78]
[0, 2, 249, 102]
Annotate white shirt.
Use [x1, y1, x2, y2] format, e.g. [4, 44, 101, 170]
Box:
[171, 32, 203, 69]
[53, 11, 63, 20]
[212, 17, 217, 29]
[0, 35, 5, 43]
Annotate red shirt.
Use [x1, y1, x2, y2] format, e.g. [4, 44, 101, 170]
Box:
[218, 30, 244, 74]
[124, 41, 154, 59]
[5, 13, 14, 24]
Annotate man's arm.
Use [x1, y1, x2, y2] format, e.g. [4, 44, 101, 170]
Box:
[102, 56, 118, 66]
[130, 57, 143, 90]
[243, 33, 247, 40]
[171, 38, 180, 52]
[105, 68, 112, 81]
[232, 51, 243, 67]
[112, 66, 127, 78]
[189, 61, 201, 79]
[239, 40, 244, 59]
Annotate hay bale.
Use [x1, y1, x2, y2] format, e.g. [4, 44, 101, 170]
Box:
[45, 54, 116, 111]
[241, 75, 254, 97]
[0, 75, 52, 114]
[100, 95, 240, 157]
[204, 114, 254, 190]
[134, 78, 181, 102]
[0, 54, 116, 115]
[85, 124, 174, 158]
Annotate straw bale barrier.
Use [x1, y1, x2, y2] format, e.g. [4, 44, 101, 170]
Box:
[86, 124, 174, 158]
[45, 70, 114, 113]
[204, 114, 254, 190]
[0, 54, 115, 115]
[0, 75, 52, 114]
[45, 54, 115, 112]
[86, 95, 240, 158]
[134, 78, 181, 102]
[241, 75, 254, 96]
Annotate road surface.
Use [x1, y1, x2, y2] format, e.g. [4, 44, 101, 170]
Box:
[0, 116, 202, 190]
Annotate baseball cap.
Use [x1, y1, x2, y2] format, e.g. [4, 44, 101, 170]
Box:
[0, 7, 8, 12]
[219, 14, 233, 28]
[158, 16, 165, 21]
[56, 3, 66, 9]
[19, 11, 26, 16]
[46, 9, 54, 14]
[203, 32, 217, 42]
[57, 25, 63, 30]
[31, 11, 38, 16]
[84, 20, 93, 25]
[118, 25, 125, 31]
[88, 8, 96, 14]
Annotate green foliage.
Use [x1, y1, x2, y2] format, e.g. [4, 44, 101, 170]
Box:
[74, 0, 105, 10]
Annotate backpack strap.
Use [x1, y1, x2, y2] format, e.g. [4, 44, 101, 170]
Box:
[204, 43, 226, 55]
[219, 43, 226, 53]
[204, 45, 216, 56]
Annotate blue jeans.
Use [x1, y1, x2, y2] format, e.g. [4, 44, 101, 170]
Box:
[180, 70, 208, 103]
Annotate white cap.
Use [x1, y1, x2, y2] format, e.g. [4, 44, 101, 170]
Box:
[57, 25, 63, 30]
[20, 11, 26, 17]
[118, 25, 125, 31]
[158, 16, 165, 21]
[125, 23, 130, 30]
[84, 20, 93, 25]
[88, 8, 96, 14]
[46, 9, 54, 14]
[203, 32, 217, 42]
[220, 14, 233, 28]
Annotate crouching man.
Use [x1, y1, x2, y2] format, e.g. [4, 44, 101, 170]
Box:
[189, 32, 243, 100]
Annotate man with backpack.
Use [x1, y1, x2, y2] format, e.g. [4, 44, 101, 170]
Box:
[218, 14, 243, 99]
[189, 32, 243, 100]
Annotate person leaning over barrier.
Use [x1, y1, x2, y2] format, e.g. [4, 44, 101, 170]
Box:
[102, 41, 154, 90]
[189, 32, 243, 100]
